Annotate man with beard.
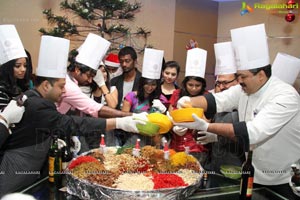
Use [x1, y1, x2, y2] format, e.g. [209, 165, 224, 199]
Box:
[174, 24, 300, 199]
[110, 46, 142, 110]
[56, 34, 147, 150]
[57, 33, 132, 119]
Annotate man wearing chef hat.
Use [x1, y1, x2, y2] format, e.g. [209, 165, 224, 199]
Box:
[0, 35, 145, 196]
[175, 24, 300, 199]
[197, 42, 244, 174]
[213, 42, 239, 93]
[57, 33, 132, 119]
[57, 33, 145, 150]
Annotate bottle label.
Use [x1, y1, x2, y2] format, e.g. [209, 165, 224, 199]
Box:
[239, 178, 243, 194]
[62, 162, 69, 170]
[246, 177, 254, 197]
[48, 156, 55, 182]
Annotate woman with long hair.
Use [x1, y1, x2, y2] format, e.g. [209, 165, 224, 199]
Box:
[121, 77, 168, 147]
[122, 77, 167, 113]
[0, 50, 32, 110]
[160, 61, 180, 101]
[168, 75, 208, 153]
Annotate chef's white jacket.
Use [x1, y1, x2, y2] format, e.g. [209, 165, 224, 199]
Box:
[206, 76, 300, 185]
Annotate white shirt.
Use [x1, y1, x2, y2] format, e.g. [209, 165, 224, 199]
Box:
[213, 76, 300, 185]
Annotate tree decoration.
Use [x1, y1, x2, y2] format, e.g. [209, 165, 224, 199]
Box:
[39, 0, 152, 53]
[285, 0, 296, 22]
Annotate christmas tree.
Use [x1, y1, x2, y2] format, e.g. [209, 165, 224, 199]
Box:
[39, 0, 152, 53]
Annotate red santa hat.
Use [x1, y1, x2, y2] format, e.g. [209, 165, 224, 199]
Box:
[104, 53, 120, 68]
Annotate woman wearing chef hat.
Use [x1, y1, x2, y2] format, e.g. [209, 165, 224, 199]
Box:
[122, 48, 168, 114]
[168, 48, 209, 155]
[121, 48, 168, 146]
[0, 25, 32, 110]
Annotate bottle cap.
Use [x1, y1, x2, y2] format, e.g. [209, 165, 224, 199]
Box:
[135, 138, 141, 149]
[163, 141, 169, 160]
[163, 140, 169, 152]
[100, 134, 106, 146]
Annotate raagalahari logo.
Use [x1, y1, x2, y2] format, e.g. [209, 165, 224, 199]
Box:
[241, 1, 299, 15]
[254, 2, 298, 10]
[240, 1, 253, 16]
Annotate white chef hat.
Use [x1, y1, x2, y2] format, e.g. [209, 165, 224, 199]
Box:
[230, 24, 270, 70]
[0, 24, 27, 65]
[214, 42, 237, 76]
[185, 48, 207, 78]
[272, 52, 300, 85]
[36, 35, 70, 78]
[142, 48, 164, 79]
[75, 33, 111, 70]
[1, 193, 37, 200]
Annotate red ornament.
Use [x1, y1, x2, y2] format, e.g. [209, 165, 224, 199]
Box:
[287, 0, 296, 10]
[285, 0, 296, 23]
[285, 12, 295, 22]
[287, 0, 296, 4]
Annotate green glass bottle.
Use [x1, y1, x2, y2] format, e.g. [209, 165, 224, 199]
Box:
[48, 135, 62, 188]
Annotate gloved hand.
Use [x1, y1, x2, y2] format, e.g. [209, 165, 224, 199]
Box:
[0, 99, 26, 125]
[57, 138, 67, 149]
[152, 99, 167, 113]
[197, 131, 218, 145]
[93, 69, 106, 87]
[70, 136, 81, 156]
[172, 125, 188, 136]
[116, 116, 147, 133]
[132, 112, 149, 121]
[174, 113, 209, 131]
[177, 96, 191, 109]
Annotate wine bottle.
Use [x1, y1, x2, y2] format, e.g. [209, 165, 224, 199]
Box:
[48, 135, 58, 183]
[239, 150, 254, 200]
[48, 135, 62, 188]
[62, 136, 72, 171]
[61, 135, 72, 187]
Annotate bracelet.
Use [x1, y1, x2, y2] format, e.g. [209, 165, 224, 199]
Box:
[103, 92, 110, 97]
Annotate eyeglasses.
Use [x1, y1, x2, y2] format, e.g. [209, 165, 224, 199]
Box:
[215, 78, 236, 87]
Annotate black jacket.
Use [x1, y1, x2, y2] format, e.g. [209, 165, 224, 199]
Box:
[110, 69, 142, 110]
[0, 123, 9, 148]
[0, 89, 106, 196]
